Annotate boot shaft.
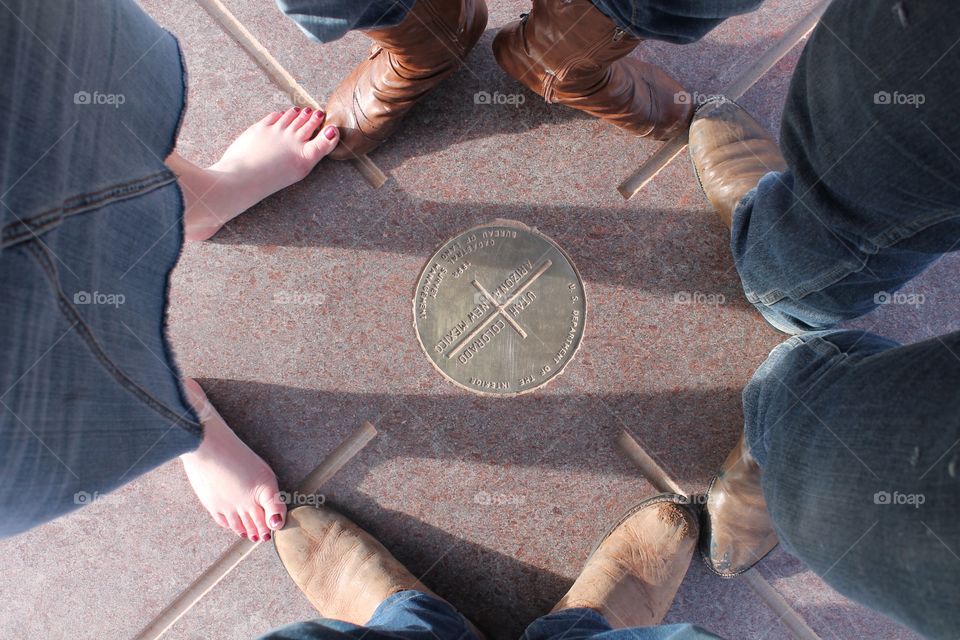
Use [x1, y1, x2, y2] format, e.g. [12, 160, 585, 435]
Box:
[366, 0, 481, 61]
[521, 0, 641, 78]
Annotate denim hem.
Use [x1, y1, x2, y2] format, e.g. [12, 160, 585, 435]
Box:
[741, 255, 862, 306]
[369, 590, 430, 620]
[541, 606, 611, 627]
[369, 590, 478, 640]
[733, 185, 868, 308]
[160, 29, 202, 436]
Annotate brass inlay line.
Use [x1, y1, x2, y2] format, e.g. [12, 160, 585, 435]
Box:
[616, 430, 685, 495]
[447, 259, 553, 359]
[742, 570, 822, 640]
[617, 0, 831, 200]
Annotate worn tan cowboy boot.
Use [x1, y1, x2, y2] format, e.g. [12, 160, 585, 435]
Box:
[688, 98, 787, 228]
[553, 494, 698, 627]
[274, 506, 438, 623]
[324, 0, 488, 160]
[493, 0, 692, 139]
[699, 435, 778, 577]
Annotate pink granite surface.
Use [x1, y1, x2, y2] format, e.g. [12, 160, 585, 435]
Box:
[1, 0, 953, 638]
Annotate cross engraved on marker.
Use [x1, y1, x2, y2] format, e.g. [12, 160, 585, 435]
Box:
[472, 280, 528, 339]
[447, 259, 553, 359]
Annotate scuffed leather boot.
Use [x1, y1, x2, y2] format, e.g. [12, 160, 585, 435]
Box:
[699, 435, 778, 577]
[493, 0, 692, 139]
[274, 506, 437, 623]
[553, 494, 698, 627]
[689, 98, 787, 228]
[324, 0, 488, 160]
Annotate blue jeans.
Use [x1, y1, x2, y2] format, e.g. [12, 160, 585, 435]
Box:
[732, 0, 960, 333]
[745, 330, 960, 639]
[257, 591, 722, 640]
[0, 1, 200, 537]
[277, 0, 763, 44]
[276, 0, 417, 43]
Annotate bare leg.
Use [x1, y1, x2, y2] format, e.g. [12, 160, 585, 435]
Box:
[179, 378, 287, 540]
[165, 107, 339, 241]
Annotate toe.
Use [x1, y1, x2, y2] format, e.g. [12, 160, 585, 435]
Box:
[260, 111, 284, 126]
[303, 125, 339, 164]
[239, 511, 259, 541]
[291, 107, 313, 131]
[214, 513, 230, 529]
[277, 107, 300, 128]
[249, 507, 271, 541]
[226, 512, 247, 538]
[296, 110, 326, 141]
[258, 485, 288, 531]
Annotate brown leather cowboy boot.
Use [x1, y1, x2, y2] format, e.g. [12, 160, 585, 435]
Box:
[553, 494, 698, 627]
[274, 506, 438, 623]
[324, 0, 488, 160]
[493, 0, 692, 139]
[699, 435, 778, 577]
[689, 98, 787, 228]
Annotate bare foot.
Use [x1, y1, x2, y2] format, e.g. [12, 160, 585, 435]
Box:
[166, 107, 340, 242]
[179, 378, 286, 540]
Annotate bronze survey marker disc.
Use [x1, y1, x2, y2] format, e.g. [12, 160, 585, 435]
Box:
[413, 220, 586, 396]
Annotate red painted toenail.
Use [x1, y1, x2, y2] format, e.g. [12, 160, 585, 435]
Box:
[240, 532, 246, 538]
[304, 107, 311, 114]
[269, 514, 283, 527]
[294, 107, 300, 112]
[251, 534, 259, 542]
[264, 533, 271, 542]
[324, 126, 337, 140]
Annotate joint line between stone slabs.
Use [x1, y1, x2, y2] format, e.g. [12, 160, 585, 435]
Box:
[616, 429, 823, 640]
[617, 0, 832, 200]
[133, 421, 378, 640]
[195, 0, 387, 188]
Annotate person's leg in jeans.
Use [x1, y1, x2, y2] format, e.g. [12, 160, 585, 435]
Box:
[492, 0, 763, 139]
[276, 1, 416, 45]
[738, 330, 960, 638]
[261, 499, 725, 640]
[1, 0, 342, 539]
[589, 0, 765, 45]
[276, 0, 487, 160]
[257, 591, 477, 640]
[690, 0, 960, 334]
